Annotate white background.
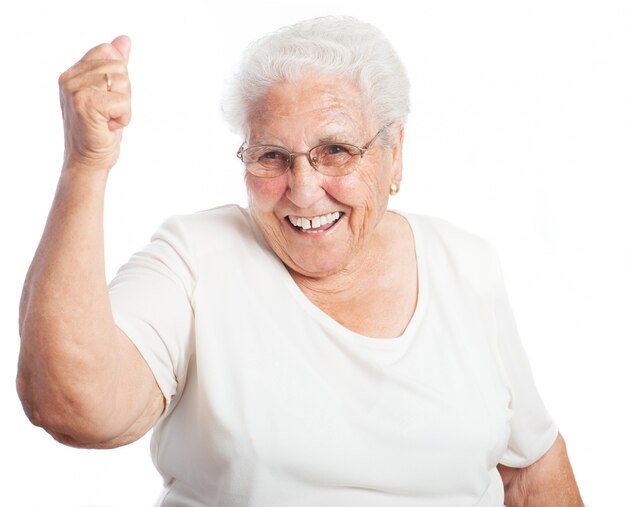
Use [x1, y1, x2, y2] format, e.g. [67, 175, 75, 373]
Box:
[1, 0, 624, 505]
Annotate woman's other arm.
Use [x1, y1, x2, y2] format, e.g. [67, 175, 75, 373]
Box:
[17, 36, 164, 449]
[498, 432, 584, 506]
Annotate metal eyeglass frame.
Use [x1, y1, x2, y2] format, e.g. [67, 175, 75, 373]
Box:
[236, 125, 388, 177]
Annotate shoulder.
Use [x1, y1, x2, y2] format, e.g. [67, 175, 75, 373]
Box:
[400, 211, 500, 292]
[160, 203, 252, 235]
[143, 205, 269, 277]
[154, 204, 261, 254]
[403, 212, 495, 255]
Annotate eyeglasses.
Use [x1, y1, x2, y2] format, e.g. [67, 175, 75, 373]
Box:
[236, 126, 387, 178]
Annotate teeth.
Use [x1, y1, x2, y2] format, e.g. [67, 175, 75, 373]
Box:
[287, 211, 342, 231]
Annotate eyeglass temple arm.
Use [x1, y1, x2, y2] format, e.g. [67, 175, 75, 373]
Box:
[236, 143, 245, 159]
[362, 123, 395, 152]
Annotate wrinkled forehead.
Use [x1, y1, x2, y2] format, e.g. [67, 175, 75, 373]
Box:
[245, 73, 374, 145]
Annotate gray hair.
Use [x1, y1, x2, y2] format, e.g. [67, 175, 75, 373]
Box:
[221, 16, 410, 141]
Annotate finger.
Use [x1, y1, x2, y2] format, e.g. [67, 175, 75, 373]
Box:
[80, 38, 129, 64]
[63, 71, 131, 95]
[107, 73, 131, 96]
[60, 59, 128, 86]
[71, 86, 131, 128]
[99, 72, 131, 95]
[110, 35, 131, 64]
[108, 95, 132, 131]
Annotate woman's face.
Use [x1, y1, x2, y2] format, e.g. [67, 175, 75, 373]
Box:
[245, 73, 403, 279]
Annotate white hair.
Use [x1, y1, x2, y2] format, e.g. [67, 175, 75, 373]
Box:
[222, 16, 411, 141]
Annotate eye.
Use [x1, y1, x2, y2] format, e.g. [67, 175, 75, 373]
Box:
[320, 144, 350, 156]
[260, 150, 285, 161]
[246, 147, 289, 167]
[314, 143, 359, 167]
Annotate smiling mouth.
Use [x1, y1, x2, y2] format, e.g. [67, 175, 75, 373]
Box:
[286, 211, 343, 233]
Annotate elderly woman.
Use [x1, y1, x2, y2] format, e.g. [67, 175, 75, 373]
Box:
[18, 16, 583, 507]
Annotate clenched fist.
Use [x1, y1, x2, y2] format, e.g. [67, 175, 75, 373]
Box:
[58, 35, 131, 173]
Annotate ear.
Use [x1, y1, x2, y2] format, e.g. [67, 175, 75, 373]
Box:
[390, 126, 404, 186]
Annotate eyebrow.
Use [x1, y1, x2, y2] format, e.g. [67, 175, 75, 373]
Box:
[249, 130, 357, 148]
[317, 131, 355, 144]
[248, 132, 355, 151]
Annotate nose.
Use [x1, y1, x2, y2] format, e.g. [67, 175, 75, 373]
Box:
[286, 155, 325, 209]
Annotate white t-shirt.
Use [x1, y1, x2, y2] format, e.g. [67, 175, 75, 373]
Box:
[109, 205, 558, 507]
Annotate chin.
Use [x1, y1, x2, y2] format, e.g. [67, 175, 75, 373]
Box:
[281, 228, 354, 279]
[253, 210, 355, 278]
[284, 253, 348, 279]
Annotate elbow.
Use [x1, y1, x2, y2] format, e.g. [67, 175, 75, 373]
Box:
[16, 364, 126, 449]
[16, 372, 42, 429]
[15, 365, 69, 440]
[17, 389, 129, 449]
[16, 327, 105, 447]
[16, 326, 150, 450]
[16, 354, 48, 430]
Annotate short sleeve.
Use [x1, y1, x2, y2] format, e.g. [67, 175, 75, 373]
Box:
[108, 216, 195, 413]
[492, 251, 559, 468]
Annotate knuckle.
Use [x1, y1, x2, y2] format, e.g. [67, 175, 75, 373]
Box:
[72, 88, 94, 111]
[90, 42, 114, 58]
[58, 71, 68, 87]
[111, 60, 128, 74]
[58, 64, 77, 87]
[118, 77, 132, 94]
[60, 74, 80, 95]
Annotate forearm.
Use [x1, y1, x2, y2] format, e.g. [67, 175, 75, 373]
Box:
[17, 165, 121, 439]
[498, 433, 584, 506]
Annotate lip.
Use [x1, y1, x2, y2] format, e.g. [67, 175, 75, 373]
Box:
[284, 212, 344, 235]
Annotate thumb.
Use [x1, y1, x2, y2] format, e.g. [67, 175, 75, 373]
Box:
[110, 35, 131, 63]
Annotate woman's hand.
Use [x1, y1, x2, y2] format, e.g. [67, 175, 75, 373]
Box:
[58, 35, 131, 173]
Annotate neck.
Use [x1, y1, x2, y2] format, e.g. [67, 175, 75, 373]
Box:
[288, 212, 393, 304]
[286, 211, 418, 338]
[289, 241, 380, 299]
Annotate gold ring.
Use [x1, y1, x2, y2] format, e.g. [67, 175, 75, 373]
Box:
[105, 73, 112, 92]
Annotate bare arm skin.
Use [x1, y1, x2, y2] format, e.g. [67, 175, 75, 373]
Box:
[17, 36, 164, 449]
[498, 432, 584, 506]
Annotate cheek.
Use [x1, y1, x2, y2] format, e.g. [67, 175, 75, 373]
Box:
[335, 162, 389, 210]
[245, 174, 287, 213]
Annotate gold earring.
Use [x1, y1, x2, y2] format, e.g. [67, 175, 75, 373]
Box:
[389, 182, 399, 195]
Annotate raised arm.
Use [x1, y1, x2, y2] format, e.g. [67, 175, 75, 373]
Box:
[17, 36, 164, 449]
